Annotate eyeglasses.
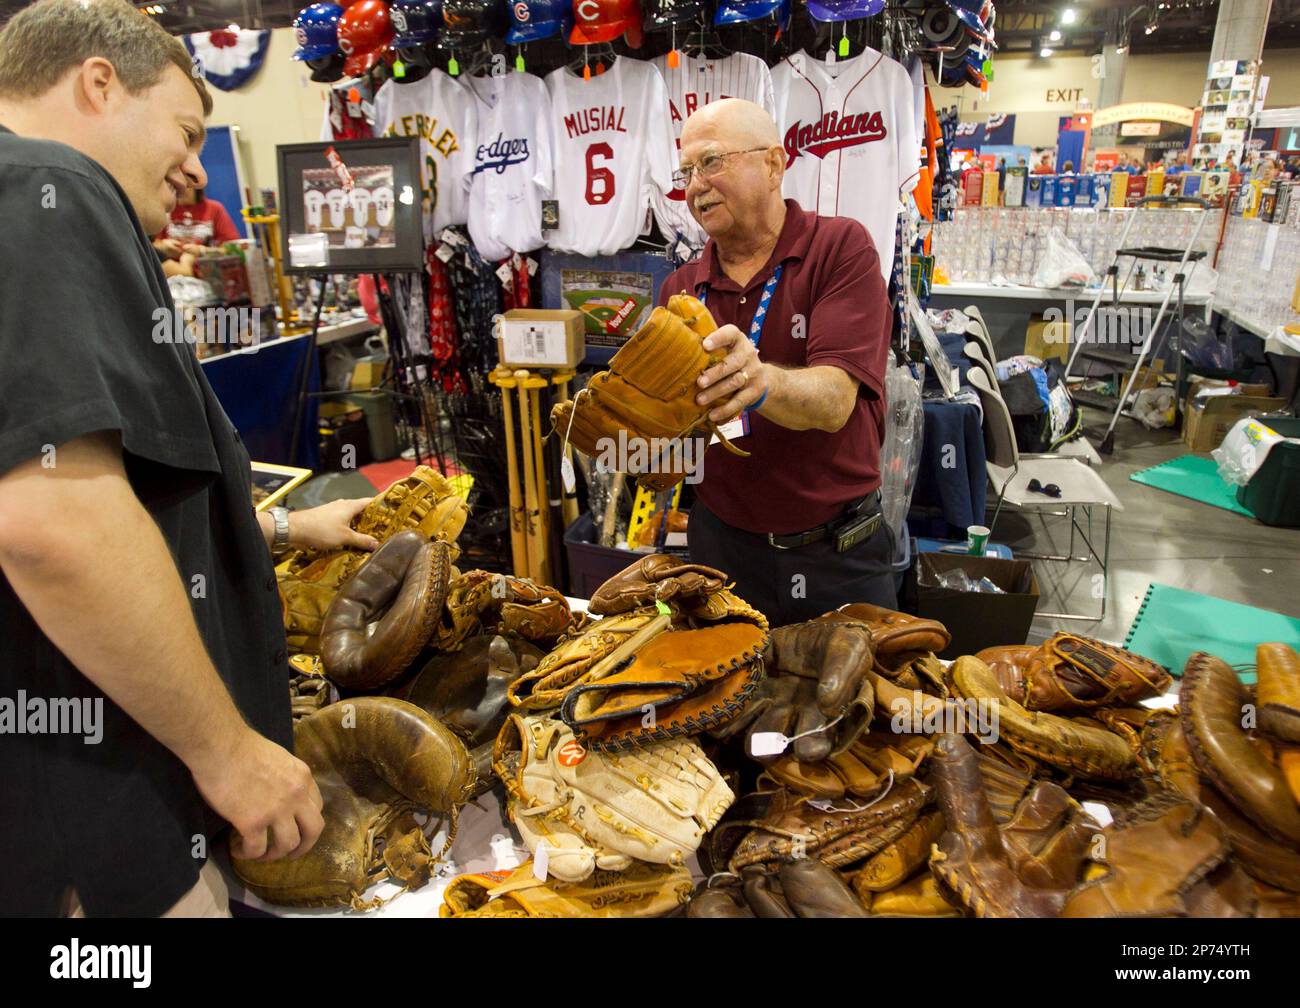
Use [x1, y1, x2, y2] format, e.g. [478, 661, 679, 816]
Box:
[672, 147, 772, 189]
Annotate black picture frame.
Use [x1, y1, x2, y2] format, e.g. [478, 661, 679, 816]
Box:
[276, 137, 424, 275]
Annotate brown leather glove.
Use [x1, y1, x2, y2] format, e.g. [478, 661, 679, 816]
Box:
[711, 618, 875, 763]
[587, 552, 727, 616]
[928, 732, 1098, 917]
[686, 861, 868, 918]
[319, 531, 452, 690]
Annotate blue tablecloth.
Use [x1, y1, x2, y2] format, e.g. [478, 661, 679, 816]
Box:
[912, 397, 988, 534]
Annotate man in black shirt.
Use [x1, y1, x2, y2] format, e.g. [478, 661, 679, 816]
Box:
[0, 0, 377, 916]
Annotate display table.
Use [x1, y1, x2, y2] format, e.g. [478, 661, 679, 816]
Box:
[930, 281, 1213, 360]
[201, 316, 381, 469]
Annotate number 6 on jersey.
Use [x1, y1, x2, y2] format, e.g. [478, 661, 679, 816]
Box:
[585, 142, 615, 206]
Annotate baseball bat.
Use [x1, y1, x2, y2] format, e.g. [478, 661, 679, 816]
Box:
[525, 373, 555, 587]
[515, 369, 543, 583]
[491, 368, 528, 578]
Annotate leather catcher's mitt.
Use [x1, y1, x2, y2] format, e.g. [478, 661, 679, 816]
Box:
[231, 697, 473, 909]
[928, 733, 1097, 918]
[550, 295, 748, 492]
[440, 861, 693, 918]
[493, 714, 734, 882]
[588, 553, 727, 616]
[1258, 642, 1300, 744]
[687, 861, 868, 918]
[561, 622, 769, 734]
[1180, 651, 1300, 846]
[976, 633, 1171, 714]
[401, 633, 545, 790]
[710, 617, 875, 763]
[1060, 792, 1232, 918]
[319, 532, 452, 690]
[950, 655, 1136, 780]
[277, 466, 468, 653]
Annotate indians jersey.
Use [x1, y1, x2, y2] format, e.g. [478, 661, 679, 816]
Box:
[772, 48, 920, 280]
[466, 72, 554, 262]
[544, 59, 677, 257]
[373, 70, 478, 241]
[650, 52, 776, 253]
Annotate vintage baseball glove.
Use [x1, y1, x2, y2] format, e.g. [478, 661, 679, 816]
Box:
[432, 570, 574, 652]
[976, 633, 1172, 715]
[352, 465, 469, 548]
[401, 633, 545, 790]
[231, 697, 474, 909]
[277, 467, 468, 653]
[507, 608, 663, 712]
[550, 295, 748, 492]
[851, 809, 947, 894]
[707, 777, 932, 873]
[1059, 792, 1233, 917]
[1257, 642, 1300, 744]
[709, 617, 875, 763]
[587, 553, 728, 616]
[440, 861, 694, 918]
[288, 653, 332, 719]
[860, 873, 963, 917]
[1180, 651, 1300, 845]
[832, 603, 951, 665]
[687, 860, 868, 918]
[928, 732, 1098, 918]
[561, 622, 769, 733]
[757, 732, 934, 802]
[319, 532, 453, 691]
[1198, 781, 1300, 892]
[493, 714, 734, 882]
[949, 655, 1137, 780]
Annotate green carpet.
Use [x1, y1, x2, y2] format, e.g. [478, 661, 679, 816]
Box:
[1129, 454, 1254, 517]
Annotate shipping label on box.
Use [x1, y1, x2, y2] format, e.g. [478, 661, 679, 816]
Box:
[498, 309, 584, 369]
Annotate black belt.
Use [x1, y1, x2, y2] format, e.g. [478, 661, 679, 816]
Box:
[766, 490, 882, 550]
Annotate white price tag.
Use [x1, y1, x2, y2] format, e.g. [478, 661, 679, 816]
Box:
[560, 456, 576, 494]
[708, 414, 749, 445]
[526, 256, 539, 276]
[749, 732, 789, 757]
[435, 243, 455, 263]
[533, 843, 549, 880]
[495, 262, 514, 286]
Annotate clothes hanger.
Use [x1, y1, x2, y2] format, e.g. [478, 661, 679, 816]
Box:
[566, 42, 617, 79]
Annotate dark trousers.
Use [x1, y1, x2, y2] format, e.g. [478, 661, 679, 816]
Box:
[688, 498, 898, 627]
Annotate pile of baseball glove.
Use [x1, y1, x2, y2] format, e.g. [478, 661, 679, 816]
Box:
[256, 527, 1300, 917]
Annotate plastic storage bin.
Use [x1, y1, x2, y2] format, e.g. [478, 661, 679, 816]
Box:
[1237, 416, 1300, 527]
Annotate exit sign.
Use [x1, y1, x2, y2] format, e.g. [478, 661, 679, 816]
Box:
[1047, 88, 1085, 103]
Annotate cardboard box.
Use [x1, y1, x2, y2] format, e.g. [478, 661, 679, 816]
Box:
[915, 554, 1040, 659]
[497, 309, 584, 369]
[1025, 313, 1070, 363]
[350, 357, 388, 391]
[1183, 393, 1288, 452]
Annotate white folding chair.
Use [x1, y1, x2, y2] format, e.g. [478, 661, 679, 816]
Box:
[967, 367, 1123, 621]
[964, 305, 996, 360]
[963, 340, 999, 391]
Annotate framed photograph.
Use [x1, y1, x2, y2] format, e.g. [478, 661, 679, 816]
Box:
[250, 461, 313, 511]
[276, 138, 424, 275]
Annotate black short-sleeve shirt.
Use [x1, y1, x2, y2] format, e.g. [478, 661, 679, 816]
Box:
[0, 126, 292, 916]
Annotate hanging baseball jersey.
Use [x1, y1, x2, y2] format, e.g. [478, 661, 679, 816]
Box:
[771, 47, 920, 280]
[320, 79, 376, 141]
[373, 70, 478, 241]
[465, 72, 555, 262]
[544, 58, 677, 257]
[650, 52, 776, 253]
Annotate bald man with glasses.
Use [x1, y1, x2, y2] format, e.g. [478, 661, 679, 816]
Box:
[659, 99, 896, 625]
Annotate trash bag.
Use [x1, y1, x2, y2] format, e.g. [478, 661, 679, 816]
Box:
[1031, 227, 1097, 288]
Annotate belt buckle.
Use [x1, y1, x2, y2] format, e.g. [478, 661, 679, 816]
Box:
[767, 532, 795, 550]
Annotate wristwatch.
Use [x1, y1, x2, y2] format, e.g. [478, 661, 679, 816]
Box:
[270, 506, 292, 558]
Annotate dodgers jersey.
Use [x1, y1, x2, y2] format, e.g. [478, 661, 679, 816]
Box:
[373, 70, 478, 241]
[466, 72, 555, 262]
[650, 52, 776, 253]
[544, 58, 677, 257]
[772, 48, 920, 280]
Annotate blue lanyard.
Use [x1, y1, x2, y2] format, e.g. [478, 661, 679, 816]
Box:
[698, 263, 784, 349]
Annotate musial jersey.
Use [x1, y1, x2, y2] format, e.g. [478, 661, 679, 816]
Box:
[544, 58, 676, 257]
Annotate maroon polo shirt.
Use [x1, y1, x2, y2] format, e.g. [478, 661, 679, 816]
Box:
[659, 199, 890, 535]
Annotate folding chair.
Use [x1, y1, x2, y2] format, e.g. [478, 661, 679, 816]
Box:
[967, 367, 1123, 621]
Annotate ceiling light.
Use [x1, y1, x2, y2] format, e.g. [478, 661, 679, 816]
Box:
[1041, 46, 1054, 57]
[1061, 8, 1077, 24]
[1049, 29, 1061, 41]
